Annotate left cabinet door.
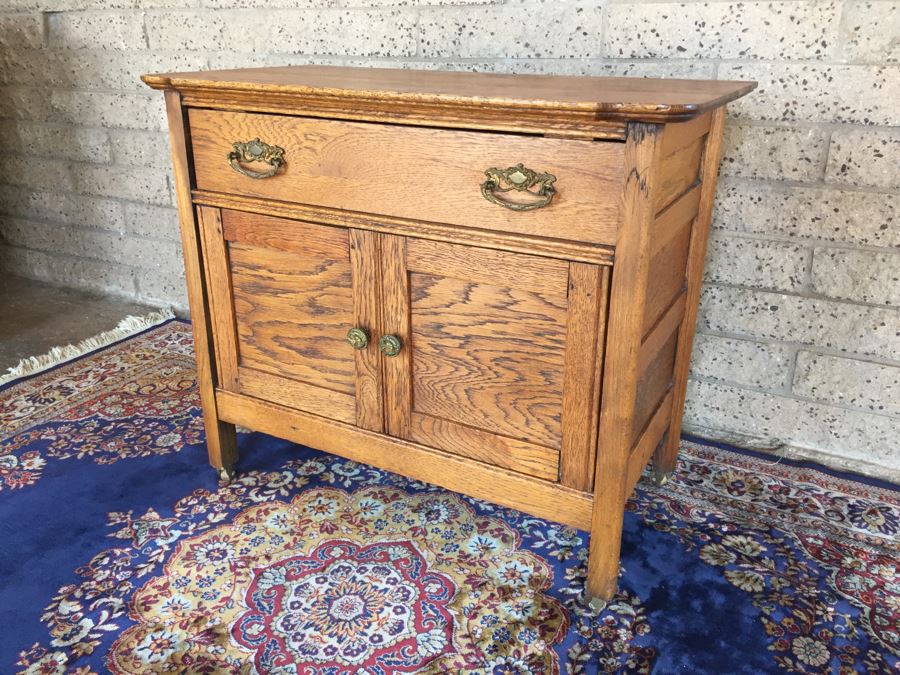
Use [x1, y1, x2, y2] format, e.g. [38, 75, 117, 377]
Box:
[197, 206, 383, 432]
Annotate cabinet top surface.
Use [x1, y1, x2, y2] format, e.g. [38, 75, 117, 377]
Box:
[142, 65, 755, 122]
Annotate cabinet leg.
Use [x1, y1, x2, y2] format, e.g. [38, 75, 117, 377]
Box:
[206, 417, 238, 482]
[652, 431, 676, 486]
[585, 505, 625, 606]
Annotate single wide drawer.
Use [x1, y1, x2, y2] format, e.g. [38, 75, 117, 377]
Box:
[189, 109, 624, 246]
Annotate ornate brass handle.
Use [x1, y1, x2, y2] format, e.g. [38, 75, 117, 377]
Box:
[379, 335, 402, 357]
[227, 138, 285, 179]
[481, 164, 557, 211]
[346, 327, 369, 350]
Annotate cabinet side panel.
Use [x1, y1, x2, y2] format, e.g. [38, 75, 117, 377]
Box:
[655, 107, 728, 475]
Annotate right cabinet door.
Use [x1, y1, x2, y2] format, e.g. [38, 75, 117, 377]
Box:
[380, 235, 609, 489]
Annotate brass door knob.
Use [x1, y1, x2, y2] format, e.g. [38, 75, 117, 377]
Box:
[379, 334, 402, 357]
[346, 327, 369, 350]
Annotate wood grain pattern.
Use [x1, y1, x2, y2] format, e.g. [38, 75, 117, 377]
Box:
[188, 109, 625, 246]
[349, 229, 383, 432]
[653, 135, 704, 214]
[626, 389, 674, 495]
[656, 107, 729, 476]
[197, 206, 240, 393]
[216, 389, 594, 529]
[559, 263, 610, 491]
[407, 413, 559, 481]
[638, 290, 687, 378]
[642, 210, 693, 337]
[148, 67, 754, 608]
[380, 234, 413, 438]
[222, 209, 349, 259]
[659, 112, 711, 157]
[164, 90, 237, 472]
[406, 237, 569, 295]
[632, 331, 677, 443]
[589, 122, 663, 601]
[238, 366, 356, 424]
[409, 272, 568, 449]
[144, 64, 757, 124]
[193, 191, 616, 267]
[229, 237, 356, 395]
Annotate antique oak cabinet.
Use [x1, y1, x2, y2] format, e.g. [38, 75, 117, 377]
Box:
[144, 66, 754, 604]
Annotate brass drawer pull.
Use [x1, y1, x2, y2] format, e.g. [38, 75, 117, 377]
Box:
[379, 334, 402, 357]
[481, 164, 557, 211]
[227, 138, 285, 179]
[346, 327, 369, 350]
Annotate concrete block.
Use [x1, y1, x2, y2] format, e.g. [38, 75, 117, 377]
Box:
[842, 1, 900, 63]
[720, 124, 827, 182]
[826, 128, 900, 189]
[810, 247, 900, 305]
[73, 164, 170, 205]
[419, 3, 604, 58]
[712, 180, 900, 249]
[123, 203, 181, 241]
[793, 350, 900, 415]
[719, 63, 900, 125]
[47, 10, 146, 50]
[704, 234, 809, 292]
[1, 120, 110, 163]
[148, 9, 416, 56]
[690, 333, 793, 391]
[50, 91, 167, 131]
[604, 1, 839, 60]
[0, 244, 137, 298]
[0, 156, 74, 192]
[698, 284, 900, 361]
[267, 9, 417, 56]
[0, 12, 44, 49]
[136, 261, 188, 309]
[109, 130, 172, 169]
[0, 185, 125, 231]
[0, 85, 55, 121]
[684, 379, 900, 473]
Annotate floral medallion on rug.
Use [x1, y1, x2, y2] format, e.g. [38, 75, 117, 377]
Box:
[1, 319, 897, 674]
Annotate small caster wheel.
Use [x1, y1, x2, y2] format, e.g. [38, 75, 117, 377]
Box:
[583, 593, 607, 613]
[217, 465, 236, 483]
[652, 468, 672, 487]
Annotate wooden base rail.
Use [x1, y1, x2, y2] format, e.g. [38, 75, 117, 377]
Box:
[216, 389, 595, 530]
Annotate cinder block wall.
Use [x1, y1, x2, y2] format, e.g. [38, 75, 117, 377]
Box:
[0, 0, 897, 480]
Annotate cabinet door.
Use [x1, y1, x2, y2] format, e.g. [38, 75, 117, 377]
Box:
[198, 207, 382, 432]
[380, 235, 609, 488]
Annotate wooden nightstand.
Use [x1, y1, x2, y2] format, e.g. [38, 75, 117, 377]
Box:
[144, 65, 754, 604]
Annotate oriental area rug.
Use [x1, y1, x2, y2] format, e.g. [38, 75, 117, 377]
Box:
[0, 318, 897, 674]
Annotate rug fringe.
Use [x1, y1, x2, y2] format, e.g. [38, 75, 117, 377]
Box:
[0, 308, 176, 387]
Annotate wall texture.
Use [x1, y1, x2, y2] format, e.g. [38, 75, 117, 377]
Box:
[0, 0, 897, 480]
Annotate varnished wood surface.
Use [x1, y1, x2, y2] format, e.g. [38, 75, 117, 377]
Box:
[407, 413, 559, 481]
[589, 122, 663, 600]
[349, 229, 384, 433]
[193, 191, 616, 266]
[164, 91, 237, 472]
[216, 389, 594, 530]
[238, 366, 357, 425]
[657, 107, 729, 476]
[144, 64, 756, 123]
[221, 210, 359, 400]
[198, 206, 240, 393]
[149, 70, 754, 605]
[189, 109, 624, 246]
[559, 263, 609, 491]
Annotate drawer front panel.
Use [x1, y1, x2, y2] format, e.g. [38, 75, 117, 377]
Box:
[189, 109, 624, 246]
